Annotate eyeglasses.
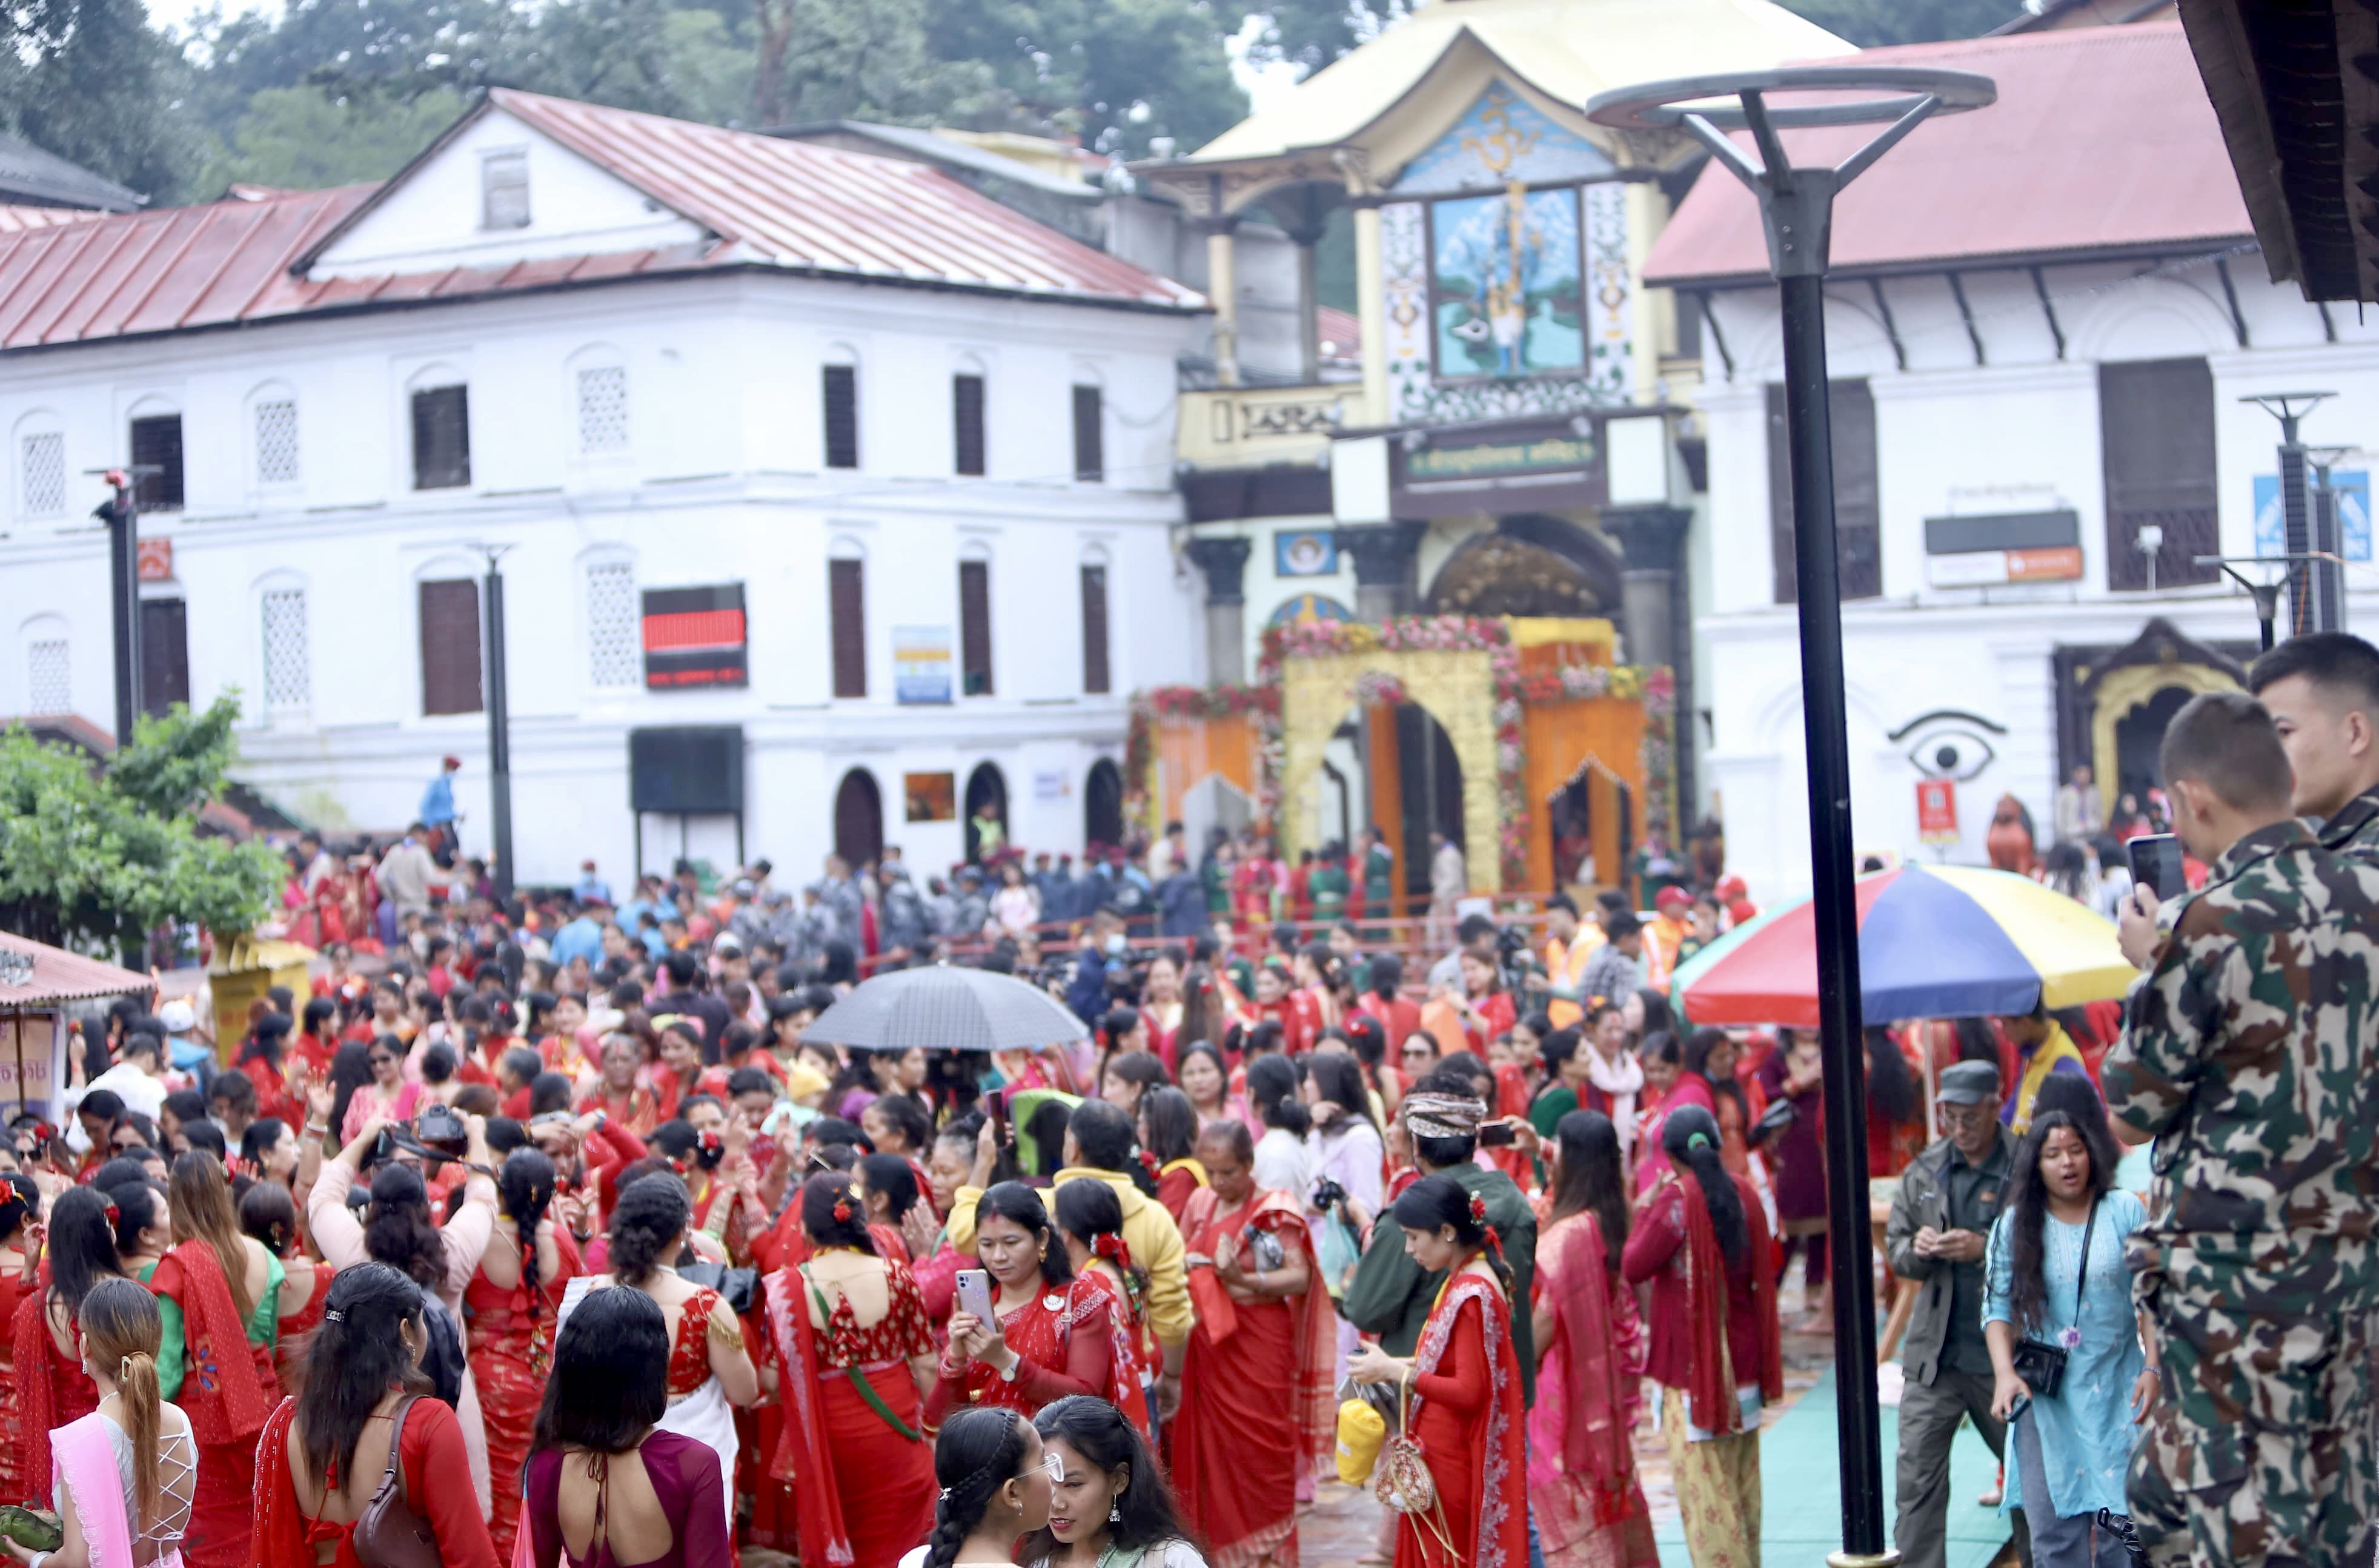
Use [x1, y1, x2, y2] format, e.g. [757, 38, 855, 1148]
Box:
[1030, 1450, 1065, 1484]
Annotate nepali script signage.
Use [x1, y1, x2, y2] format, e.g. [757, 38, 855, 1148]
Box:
[1389, 415, 1608, 518]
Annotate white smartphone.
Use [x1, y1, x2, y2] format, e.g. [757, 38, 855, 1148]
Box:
[954, 1268, 997, 1323]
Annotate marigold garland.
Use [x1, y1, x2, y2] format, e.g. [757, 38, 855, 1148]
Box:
[1133, 618, 1675, 888]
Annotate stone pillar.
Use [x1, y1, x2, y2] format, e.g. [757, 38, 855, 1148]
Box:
[1186, 535, 1252, 685]
[1277, 187, 1333, 386]
[1335, 521, 1427, 624]
[1202, 222, 1241, 387]
[1602, 504, 1696, 818]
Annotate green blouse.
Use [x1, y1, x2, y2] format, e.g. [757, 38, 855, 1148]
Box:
[137, 1252, 284, 1401]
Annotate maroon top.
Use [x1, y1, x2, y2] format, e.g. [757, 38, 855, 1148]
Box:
[525, 1430, 728, 1568]
[1620, 1177, 1770, 1398]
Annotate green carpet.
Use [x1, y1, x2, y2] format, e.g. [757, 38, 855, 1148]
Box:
[1652, 1366, 2013, 1567]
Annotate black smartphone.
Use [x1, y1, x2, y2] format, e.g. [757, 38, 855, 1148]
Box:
[989, 1088, 1010, 1145]
[2126, 833, 2186, 902]
[1478, 1120, 1519, 1148]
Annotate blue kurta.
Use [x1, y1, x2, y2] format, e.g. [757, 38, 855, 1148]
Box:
[1982, 1188, 2148, 1520]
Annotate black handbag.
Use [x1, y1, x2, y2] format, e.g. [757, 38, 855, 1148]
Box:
[678, 1259, 760, 1315]
[2007, 1200, 2095, 1401]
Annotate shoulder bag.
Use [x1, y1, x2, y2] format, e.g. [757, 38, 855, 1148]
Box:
[1372, 1370, 1458, 1560]
[354, 1395, 444, 1568]
[2006, 1199, 2096, 1401]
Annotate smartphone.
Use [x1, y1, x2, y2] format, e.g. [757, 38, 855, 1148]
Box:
[2126, 833, 2186, 902]
[989, 1090, 1011, 1146]
[1478, 1120, 1520, 1148]
[954, 1268, 997, 1324]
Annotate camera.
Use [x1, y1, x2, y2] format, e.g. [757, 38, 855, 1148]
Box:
[1312, 1176, 1347, 1214]
[374, 1102, 471, 1167]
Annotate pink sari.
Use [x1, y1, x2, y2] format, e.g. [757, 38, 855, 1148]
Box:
[53, 1410, 181, 1568]
[1526, 1212, 1657, 1568]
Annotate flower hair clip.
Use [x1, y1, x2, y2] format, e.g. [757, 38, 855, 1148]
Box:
[1467, 1193, 1488, 1226]
[102, 1202, 120, 1225]
[832, 1193, 854, 1224]
[322, 1308, 346, 1323]
[1136, 1149, 1160, 1179]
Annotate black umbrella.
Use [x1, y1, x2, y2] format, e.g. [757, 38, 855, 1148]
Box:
[800, 963, 1088, 1053]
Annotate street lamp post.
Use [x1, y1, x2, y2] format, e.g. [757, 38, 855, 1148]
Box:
[1590, 68, 1995, 1567]
[89, 466, 158, 747]
[482, 546, 516, 904]
[2241, 392, 2337, 637]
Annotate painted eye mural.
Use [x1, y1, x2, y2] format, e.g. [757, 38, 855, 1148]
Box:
[1888, 709, 2008, 782]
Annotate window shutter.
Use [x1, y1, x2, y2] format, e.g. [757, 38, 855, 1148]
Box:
[419, 578, 484, 715]
[954, 374, 986, 477]
[1764, 380, 1881, 603]
[829, 558, 867, 698]
[1072, 385, 1103, 481]
[576, 367, 628, 455]
[131, 415, 184, 511]
[261, 587, 311, 711]
[139, 598, 189, 717]
[586, 561, 640, 688]
[1080, 564, 1110, 694]
[25, 640, 67, 716]
[960, 559, 993, 696]
[823, 366, 859, 470]
[2100, 359, 2219, 590]
[21, 432, 64, 516]
[254, 399, 300, 485]
[412, 387, 472, 490]
[482, 151, 530, 230]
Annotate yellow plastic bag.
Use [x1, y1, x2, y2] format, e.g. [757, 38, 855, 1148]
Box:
[1335, 1397, 1387, 1485]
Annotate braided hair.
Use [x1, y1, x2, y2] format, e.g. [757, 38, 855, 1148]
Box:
[498, 1148, 558, 1317]
[1661, 1103, 1748, 1266]
[924, 1406, 1032, 1568]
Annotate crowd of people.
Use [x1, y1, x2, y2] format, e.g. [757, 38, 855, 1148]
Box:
[13, 632, 2379, 1568]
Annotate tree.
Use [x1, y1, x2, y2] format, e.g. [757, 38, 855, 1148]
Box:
[5, 0, 194, 202]
[1774, 0, 2020, 45]
[199, 85, 471, 192]
[927, 0, 1248, 159]
[0, 697, 285, 962]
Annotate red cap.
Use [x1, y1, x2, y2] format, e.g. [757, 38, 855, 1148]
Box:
[1655, 885, 1691, 913]
[441, 755, 463, 770]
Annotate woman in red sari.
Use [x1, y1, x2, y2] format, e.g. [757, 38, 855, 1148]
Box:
[0, 1174, 36, 1506]
[10, 1180, 110, 1510]
[1172, 1119, 1335, 1568]
[1140, 1087, 1207, 1226]
[1622, 1104, 1782, 1568]
[463, 1147, 582, 1562]
[1051, 1177, 1153, 1436]
[923, 1181, 1118, 1425]
[251, 1262, 500, 1568]
[760, 1172, 937, 1568]
[1347, 1173, 1530, 1568]
[1527, 1112, 1658, 1568]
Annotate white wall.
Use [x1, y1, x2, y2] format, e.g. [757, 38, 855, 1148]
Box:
[1688, 253, 2379, 899]
[0, 270, 1201, 884]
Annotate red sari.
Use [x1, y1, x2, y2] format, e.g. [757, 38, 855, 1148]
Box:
[0, 1270, 19, 1504]
[1397, 1269, 1529, 1568]
[463, 1228, 584, 1562]
[1156, 1157, 1208, 1226]
[763, 1255, 937, 1568]
[1172, 1186, 1335, 1568]
[923, 1275, 1118, 1424]
[11, 1287, 100, 1506]
[148, 1242, 274, 1568]
[1526, 1213, 1658, 1568]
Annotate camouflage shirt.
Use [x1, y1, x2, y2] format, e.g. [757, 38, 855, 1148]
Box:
[2317, 782, 2379, 866]
[2102, 818, 2379, 1288]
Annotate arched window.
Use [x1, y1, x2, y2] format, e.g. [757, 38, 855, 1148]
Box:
[15, 412, 65, 519]
[258, 577, 311, 715]
[834, 769, 884, 867]
[21, 614, 69, 716]
[1085, 758, 1124, 849]
[571, 346, 630, 457]
[964, 763, 1009, 862]
[250, 383, 300, 486]
[585, 554, 640, 689]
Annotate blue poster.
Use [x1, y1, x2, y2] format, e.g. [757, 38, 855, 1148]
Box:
[1430, 187, 1584, 379]
[2254, 471, 2371, 561]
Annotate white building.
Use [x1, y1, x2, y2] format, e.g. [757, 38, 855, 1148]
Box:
[1645, 21, 2379, 897]
[0, 90, 1209, 884]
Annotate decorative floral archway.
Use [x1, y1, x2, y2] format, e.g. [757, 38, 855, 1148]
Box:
[1129, 615, 1674, 892]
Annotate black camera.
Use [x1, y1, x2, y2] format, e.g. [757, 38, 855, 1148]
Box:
[1312, 1176, 1347, 1213]
[374, 1102, 471, 1168]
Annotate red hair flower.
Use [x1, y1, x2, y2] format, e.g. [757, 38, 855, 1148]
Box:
[832, 1191, 854, 1225]
[1136, 1149, 1160, 1179]
[1468, 1194, 1488, 1227]
[103, 1202, 121, 1225]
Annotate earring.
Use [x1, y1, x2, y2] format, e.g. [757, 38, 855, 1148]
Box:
[1109, 1503, 1122, 1523]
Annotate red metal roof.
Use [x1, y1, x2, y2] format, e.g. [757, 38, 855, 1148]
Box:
[0, 931, 153, 1011]
[0, 91, 1201, 352]
[1642, 22, 2254, 286]
[0, 205, 101, 236]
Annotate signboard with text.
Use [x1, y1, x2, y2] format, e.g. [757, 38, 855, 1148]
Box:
[642, 584, 748, 689]
[1916, 779, 1960, 845]
[1, 1014, 62, 1117]
[1387, 414, 1608, 518]
[894, 626, 954, 705]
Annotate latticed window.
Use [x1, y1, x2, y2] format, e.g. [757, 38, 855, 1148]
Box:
[21, 433, 63, 516]
[27, 640, 68, 715]
[577, 366, 628, 455]
[255, 399, 299, 485]
[261, 587, 310, 710]
[586, 560, 639, 687]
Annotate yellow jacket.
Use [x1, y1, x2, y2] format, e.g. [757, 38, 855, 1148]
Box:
[945, 1163, 1194, 1352]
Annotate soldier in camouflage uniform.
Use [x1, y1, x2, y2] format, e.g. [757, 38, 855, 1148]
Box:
[2251, 631, 2379, 867]
[2103, 689, 2379, 1568]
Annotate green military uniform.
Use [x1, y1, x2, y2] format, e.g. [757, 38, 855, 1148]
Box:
[1341, 1160, 1537, 1404]
[2318, 782, 2379, 864]
[2102, 818, 2379, 1568]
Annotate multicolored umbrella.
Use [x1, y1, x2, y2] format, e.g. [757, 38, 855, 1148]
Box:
[1669, 863, 2137, 1027]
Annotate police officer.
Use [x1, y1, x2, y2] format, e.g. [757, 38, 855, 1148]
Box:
[2109, 689, 2379, 1568]
[1887, 1059, 2026, 1568]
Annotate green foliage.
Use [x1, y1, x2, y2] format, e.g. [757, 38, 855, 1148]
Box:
[1774, 0, 2020, 45]
[0, 696, 284, 958]
[197, 86, 472, 192]
[926, 0, 1247, 159]
[2, 0, 194, 202]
